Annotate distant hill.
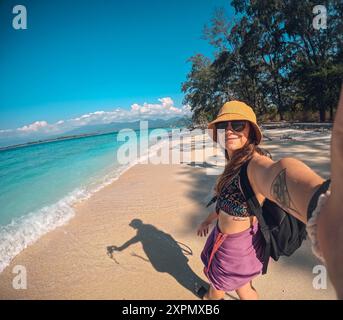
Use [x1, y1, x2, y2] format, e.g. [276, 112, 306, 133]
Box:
[62, 116, 192, 136]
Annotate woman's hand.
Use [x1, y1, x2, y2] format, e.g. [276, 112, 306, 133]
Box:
[197, 220, 212, 237]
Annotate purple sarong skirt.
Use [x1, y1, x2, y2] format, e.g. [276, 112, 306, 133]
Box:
[201, 221, 265, 292]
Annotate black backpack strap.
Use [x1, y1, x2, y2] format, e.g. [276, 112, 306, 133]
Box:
[239, 159, 271, 274]
[206, 195, 218, 208]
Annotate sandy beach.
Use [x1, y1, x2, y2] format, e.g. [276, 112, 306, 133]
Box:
[0, 128, 337, 300]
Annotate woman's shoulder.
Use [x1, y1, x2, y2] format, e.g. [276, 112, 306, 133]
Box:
[246, 153, 275, 200]
[249, 152, 275, 170]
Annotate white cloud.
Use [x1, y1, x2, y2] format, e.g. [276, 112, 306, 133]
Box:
[65, 97, 191, 126]
[131, 104, 140, 111]
[0, 97, 193, 140]
[127, 97, 191, 119]
[17, 121, 48, 132]
[158, 97, 174, 109]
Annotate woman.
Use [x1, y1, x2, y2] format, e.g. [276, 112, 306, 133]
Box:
[197, 100, 329, 300]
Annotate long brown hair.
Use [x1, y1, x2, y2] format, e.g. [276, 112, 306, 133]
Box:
[214, 123, 271, 196]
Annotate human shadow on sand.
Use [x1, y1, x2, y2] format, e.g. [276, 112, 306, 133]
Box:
[107, 219, 208, 298]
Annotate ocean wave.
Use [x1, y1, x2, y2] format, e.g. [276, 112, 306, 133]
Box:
[0, 133, 175, 273]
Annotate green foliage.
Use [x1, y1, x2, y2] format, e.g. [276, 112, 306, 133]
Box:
[182, 0, 343, 124]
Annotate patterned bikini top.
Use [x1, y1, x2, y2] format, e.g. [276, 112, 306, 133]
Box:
[214, 172, 253, 218]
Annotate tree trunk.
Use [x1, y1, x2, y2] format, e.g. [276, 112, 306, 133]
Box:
[319, 107, 326, 122]
[330, 104, 334, 121]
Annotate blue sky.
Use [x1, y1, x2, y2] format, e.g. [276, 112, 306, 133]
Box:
[0, 0, 234, 142]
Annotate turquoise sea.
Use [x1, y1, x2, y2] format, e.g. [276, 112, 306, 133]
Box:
[0, 127, 175, 272]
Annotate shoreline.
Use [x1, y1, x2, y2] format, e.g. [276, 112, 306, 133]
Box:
[0, 131, 179, 274]
[0, 129, 337, 299]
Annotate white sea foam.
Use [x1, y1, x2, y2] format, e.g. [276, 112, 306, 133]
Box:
[0, 132, 179, 273]
[0, 189, 84, 273]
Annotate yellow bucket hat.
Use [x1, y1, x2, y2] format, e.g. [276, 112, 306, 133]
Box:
[207, 100, 263, 145]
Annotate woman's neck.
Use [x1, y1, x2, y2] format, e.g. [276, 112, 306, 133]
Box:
[226, 149, 259, 161]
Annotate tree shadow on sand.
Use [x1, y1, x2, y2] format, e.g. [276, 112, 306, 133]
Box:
[107, 219, 208, 298]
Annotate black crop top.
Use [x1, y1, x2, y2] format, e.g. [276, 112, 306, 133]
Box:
[214, 172, 253, 217]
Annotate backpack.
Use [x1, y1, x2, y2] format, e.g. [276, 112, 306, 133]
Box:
[239, 159, 307, 274]
[205, 159, 307, 274]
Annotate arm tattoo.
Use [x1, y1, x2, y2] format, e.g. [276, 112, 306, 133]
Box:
[270, 169, 301, 215]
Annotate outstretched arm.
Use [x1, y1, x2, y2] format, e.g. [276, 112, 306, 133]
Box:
[112, 235, 140, 251]
[251, 87, 343, 299]
[317, 88, 343, 299]
[249, 154, 325, 224]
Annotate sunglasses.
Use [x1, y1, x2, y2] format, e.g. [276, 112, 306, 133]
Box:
[215, 120, 247, 133]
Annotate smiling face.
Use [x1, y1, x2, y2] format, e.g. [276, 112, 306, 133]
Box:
[216, 121, 252, 156]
